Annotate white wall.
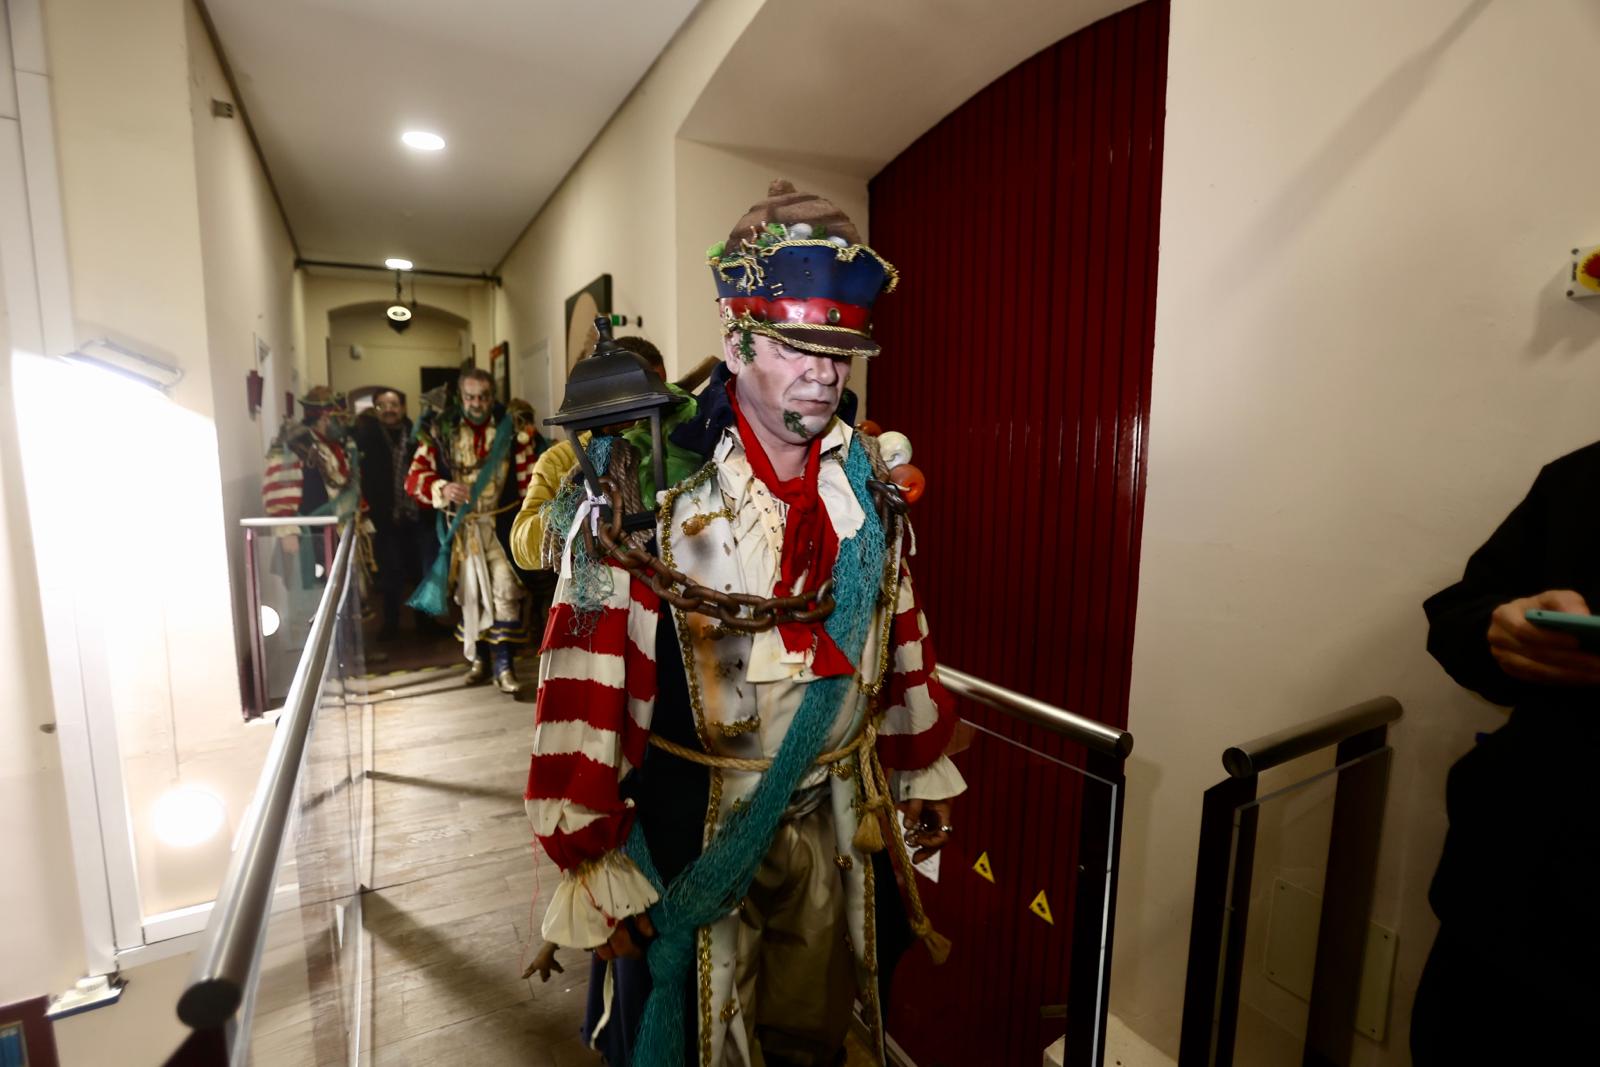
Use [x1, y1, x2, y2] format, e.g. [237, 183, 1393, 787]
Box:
[300, 272, 492, 389]
[328, 303, 468, 401]
[1115, 0, 1600, 1061]
[52, 952, 193, 1065]
[185, 0, 297, 671]
[494, 0, 764, 405]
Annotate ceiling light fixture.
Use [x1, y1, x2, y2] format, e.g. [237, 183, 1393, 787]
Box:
[152, 785, 227, 848]
[384, 257, 413, 270]
[401, 130, 445, 151]
[386, 269, 415, 334]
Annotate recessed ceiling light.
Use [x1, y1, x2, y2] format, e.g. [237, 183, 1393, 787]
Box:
[401, 130, 445, 151]
[385, 258, 413, 270]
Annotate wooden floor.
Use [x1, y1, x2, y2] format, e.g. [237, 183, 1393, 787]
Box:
[361, 665, 598, 1067]
[250, 657, 885, 1066]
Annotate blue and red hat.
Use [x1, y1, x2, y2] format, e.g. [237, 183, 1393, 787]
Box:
[709, 180, 898, 358]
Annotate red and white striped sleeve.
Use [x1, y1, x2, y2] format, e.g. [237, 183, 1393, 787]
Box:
[404, 436, 444, 509]
[525, 563, 662, 948]
[876, 561, 968, 801]
[262, 450, 303, 517]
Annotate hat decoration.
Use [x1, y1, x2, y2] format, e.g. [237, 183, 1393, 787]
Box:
[708, 180, 898, 358]
[298, 385, 347, 414]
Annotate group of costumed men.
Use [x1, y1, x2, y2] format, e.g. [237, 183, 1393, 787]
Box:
[262, 369, 545, 694]
[521, 181, 967, 1067]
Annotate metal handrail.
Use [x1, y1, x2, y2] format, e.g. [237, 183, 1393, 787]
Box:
[939, 666, 1133, 757]
[239, 515, 341, 528]
[1221, 696, 1401, 778]
[177, 518, 356, 1028]
[1180, 696, 1403, 1066]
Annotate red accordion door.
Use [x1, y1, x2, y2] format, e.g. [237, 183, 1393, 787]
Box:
[866, 1, 1167, 1062]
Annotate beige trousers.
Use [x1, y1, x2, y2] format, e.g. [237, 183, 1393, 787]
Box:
[455, 513, 523, 660]
[731, 801, 857, 1067]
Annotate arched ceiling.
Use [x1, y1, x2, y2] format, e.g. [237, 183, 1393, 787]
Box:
[681, 0, 1140, 178]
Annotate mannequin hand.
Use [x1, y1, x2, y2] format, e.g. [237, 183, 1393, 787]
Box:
[595, 913, 654, 962]
[1488, 589, 1600, 686]
[897, 798, 953, 865]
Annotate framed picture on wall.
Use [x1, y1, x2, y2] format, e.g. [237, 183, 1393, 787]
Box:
[490, 341, 510, 403]
[564, 274, 612, 374]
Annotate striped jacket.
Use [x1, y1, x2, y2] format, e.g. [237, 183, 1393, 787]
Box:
[524, 558, 959, 872]
[403, 416, 538, 511]
[262, 427, 352, 517]
[524, 423, 965, 956]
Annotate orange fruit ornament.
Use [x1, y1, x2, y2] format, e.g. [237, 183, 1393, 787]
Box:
[889, 462, 926, 504]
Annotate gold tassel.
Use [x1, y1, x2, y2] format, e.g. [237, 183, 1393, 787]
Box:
[853, 741, 888, 853]
[868, 745, 953, 966]
[853, 797, 887, 854]
[910, 917, 953, 965]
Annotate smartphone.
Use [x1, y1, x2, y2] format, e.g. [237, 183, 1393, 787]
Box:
[1525, 609, 1600, 650]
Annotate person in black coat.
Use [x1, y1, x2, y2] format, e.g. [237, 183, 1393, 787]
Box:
[1414, 441, 1600, 1064]
[355, 388, 432, 638]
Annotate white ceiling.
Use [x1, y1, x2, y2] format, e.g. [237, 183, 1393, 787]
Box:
[682, 0, 1136, 179]
[205, 0, 700, 274]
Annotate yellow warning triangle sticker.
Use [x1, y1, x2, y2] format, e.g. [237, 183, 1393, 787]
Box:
[1029, 890, 1054, 925]
[972, 852, 994, 882]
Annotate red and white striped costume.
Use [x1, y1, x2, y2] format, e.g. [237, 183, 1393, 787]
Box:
[524, 421, 964, 1065]
[404, 413, 540, 660]
[402, 416, 537, 510]
[262, 427, 353, 517]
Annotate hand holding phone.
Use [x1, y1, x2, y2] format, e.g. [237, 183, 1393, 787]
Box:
[1489, 589, 1600, 686]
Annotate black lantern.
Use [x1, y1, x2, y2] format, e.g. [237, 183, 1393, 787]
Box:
[545, 316, 682, 531]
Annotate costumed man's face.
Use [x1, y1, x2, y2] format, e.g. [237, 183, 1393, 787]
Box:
[460, 379, 493, 425]
[721, 332, 851, 446]
[375, 391, 405, 427]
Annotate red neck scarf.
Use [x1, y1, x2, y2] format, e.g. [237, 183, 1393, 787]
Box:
[727, 383, 852, 677]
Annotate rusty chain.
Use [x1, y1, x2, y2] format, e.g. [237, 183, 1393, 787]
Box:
[577, 473, 905, 633]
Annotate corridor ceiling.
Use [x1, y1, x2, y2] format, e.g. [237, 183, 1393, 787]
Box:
[205, 0, 700, 274]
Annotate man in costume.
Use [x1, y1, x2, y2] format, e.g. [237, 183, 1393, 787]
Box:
[355, 388, 432, 639]
[405, 367, 542, 692]
[1412, 445, 1600, 1063]
[526, 180, 965, 1067]
[263, 385, 360, 522]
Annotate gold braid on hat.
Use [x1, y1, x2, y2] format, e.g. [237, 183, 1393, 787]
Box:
[710, 181, 899, 357]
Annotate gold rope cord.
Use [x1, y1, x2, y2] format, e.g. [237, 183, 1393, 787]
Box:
[709, 238, 901, 295]
[647, 723, 875, 773]
[719, 311, 881, 359]
[861, 851, 884, 1057]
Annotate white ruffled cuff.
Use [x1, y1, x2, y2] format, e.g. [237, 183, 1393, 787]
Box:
[540, 850, 660, 950]
[893, 755, 968, 802]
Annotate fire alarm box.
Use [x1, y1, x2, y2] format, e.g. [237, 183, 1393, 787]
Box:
[1568, 245, 1600, 299]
